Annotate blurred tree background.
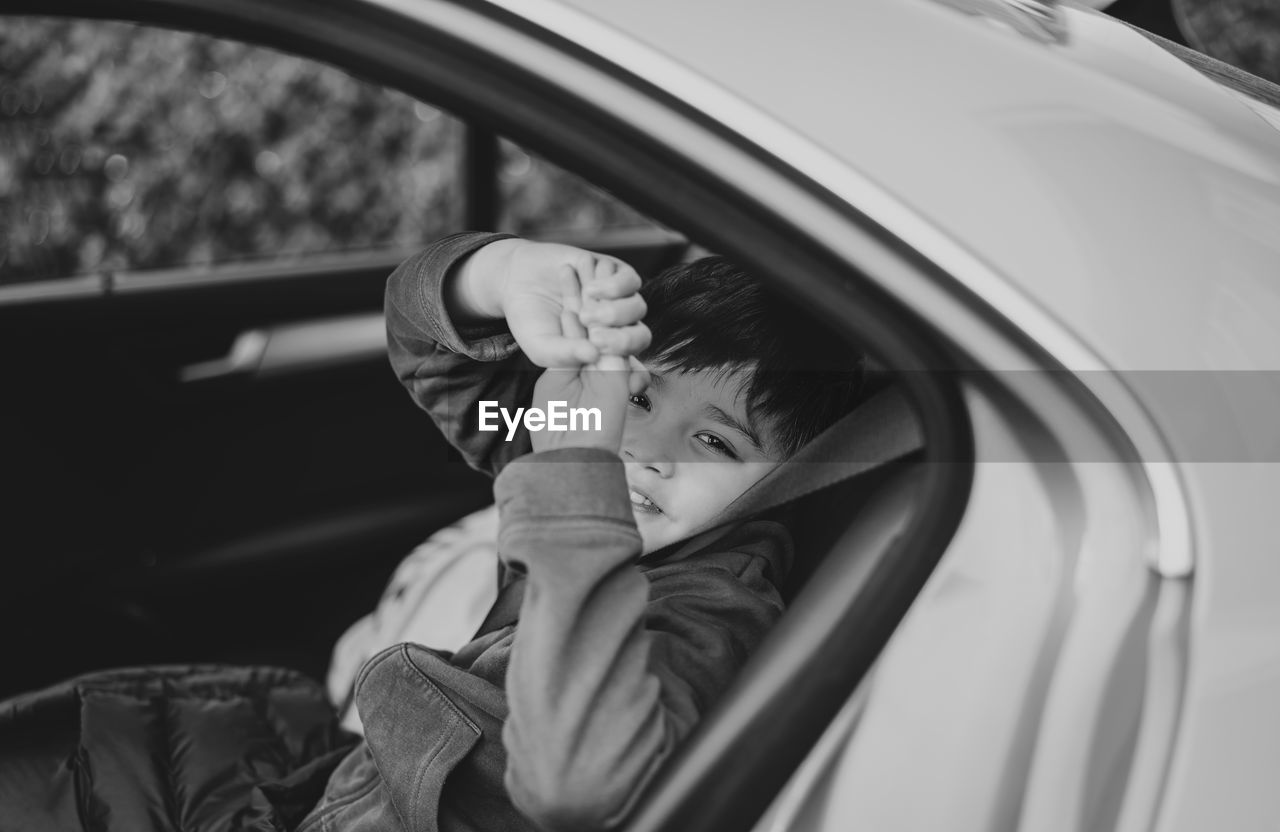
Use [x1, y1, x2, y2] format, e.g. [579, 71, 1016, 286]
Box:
[1175, 0, 1280, 82]
[1107, 0, 1280, 82]
[0, 17, 654, 285]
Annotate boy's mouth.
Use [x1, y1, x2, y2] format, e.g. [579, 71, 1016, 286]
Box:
[629, 488, 663, 515]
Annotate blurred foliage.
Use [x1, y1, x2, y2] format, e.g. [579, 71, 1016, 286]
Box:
[498, 139, 658, 237]
[1177, 0, 1280, 83]
[0, 17, 656, 285]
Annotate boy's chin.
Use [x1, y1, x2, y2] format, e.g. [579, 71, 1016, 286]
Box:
[635, 512, 680, 555]
[636, 525, 663, 556]
[636, 514, 712, 556]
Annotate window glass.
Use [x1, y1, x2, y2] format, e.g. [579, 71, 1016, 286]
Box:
[0, 17, 464, 285]
[497, 138, 667, 237]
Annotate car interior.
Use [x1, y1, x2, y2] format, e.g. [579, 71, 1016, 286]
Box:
[0, 12, 973, 832]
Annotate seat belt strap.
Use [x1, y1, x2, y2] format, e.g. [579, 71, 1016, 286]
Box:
[706, 384, 923, 532]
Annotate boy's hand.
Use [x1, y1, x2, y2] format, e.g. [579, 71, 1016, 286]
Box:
[530, 357, 632, 455]
[449, 239, 648, 369]
[449, 237, 650, 455]
[530, 270, 650, 455]
[510, 245, 650, 370]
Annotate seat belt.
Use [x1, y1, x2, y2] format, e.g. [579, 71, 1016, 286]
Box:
[473, 385, 923, 638]
[706, 383, 922, 530]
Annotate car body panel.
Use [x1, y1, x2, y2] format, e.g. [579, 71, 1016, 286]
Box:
[554, 0, 1280, 370]
[546, 0, 1280, 474]
[510, 1, 1280, 829]
[758, 379, 1163, 832]
[1158, 462, 1280, 832]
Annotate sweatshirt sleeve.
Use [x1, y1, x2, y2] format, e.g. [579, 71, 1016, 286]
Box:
[384, 231, 536, 475]
[493, 448, 786, 831]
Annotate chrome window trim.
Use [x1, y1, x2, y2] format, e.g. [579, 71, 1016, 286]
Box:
[466, 0, 1195, 579]
[0, 273, 104, 305]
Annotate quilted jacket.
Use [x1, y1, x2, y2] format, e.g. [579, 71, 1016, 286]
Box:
[0, 665, 357, 832]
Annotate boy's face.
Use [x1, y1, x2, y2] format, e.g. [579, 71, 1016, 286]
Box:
[622, 364, 783, 553]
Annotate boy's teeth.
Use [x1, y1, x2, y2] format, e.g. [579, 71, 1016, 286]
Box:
[629, 489, 656, 509]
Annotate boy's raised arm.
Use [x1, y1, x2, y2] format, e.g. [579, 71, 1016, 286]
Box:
[495, 452, 787, 830]
[385, 232, 646, 474]
[385, 231, 535, 475]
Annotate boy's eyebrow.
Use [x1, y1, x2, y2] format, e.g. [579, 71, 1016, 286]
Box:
[704, 404, 765, 454]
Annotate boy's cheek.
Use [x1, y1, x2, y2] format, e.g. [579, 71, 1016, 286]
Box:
[686, 462, 780, 519]
[679, 469, 745, 517]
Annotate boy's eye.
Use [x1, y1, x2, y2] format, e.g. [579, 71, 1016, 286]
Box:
[629, 393, 651, 411]
[695, 432, 738, 459]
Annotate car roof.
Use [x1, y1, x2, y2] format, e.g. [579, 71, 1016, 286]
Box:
[542, 0, 1280, 375]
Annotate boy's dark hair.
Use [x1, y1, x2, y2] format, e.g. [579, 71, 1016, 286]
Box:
[641, 255, 866, 457]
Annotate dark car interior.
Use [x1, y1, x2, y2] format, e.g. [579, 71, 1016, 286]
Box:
[0, 227, 690, 699]
[1, 9, 972, 832]
[0, 16, 699, 699]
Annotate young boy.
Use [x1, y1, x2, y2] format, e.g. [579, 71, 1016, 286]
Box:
[303, 233, 865, 832]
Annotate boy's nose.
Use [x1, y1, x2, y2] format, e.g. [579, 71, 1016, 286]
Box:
[622, 447, 674, 478]
[621, 417, 677, 476]
[620, 421, 676, 477]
